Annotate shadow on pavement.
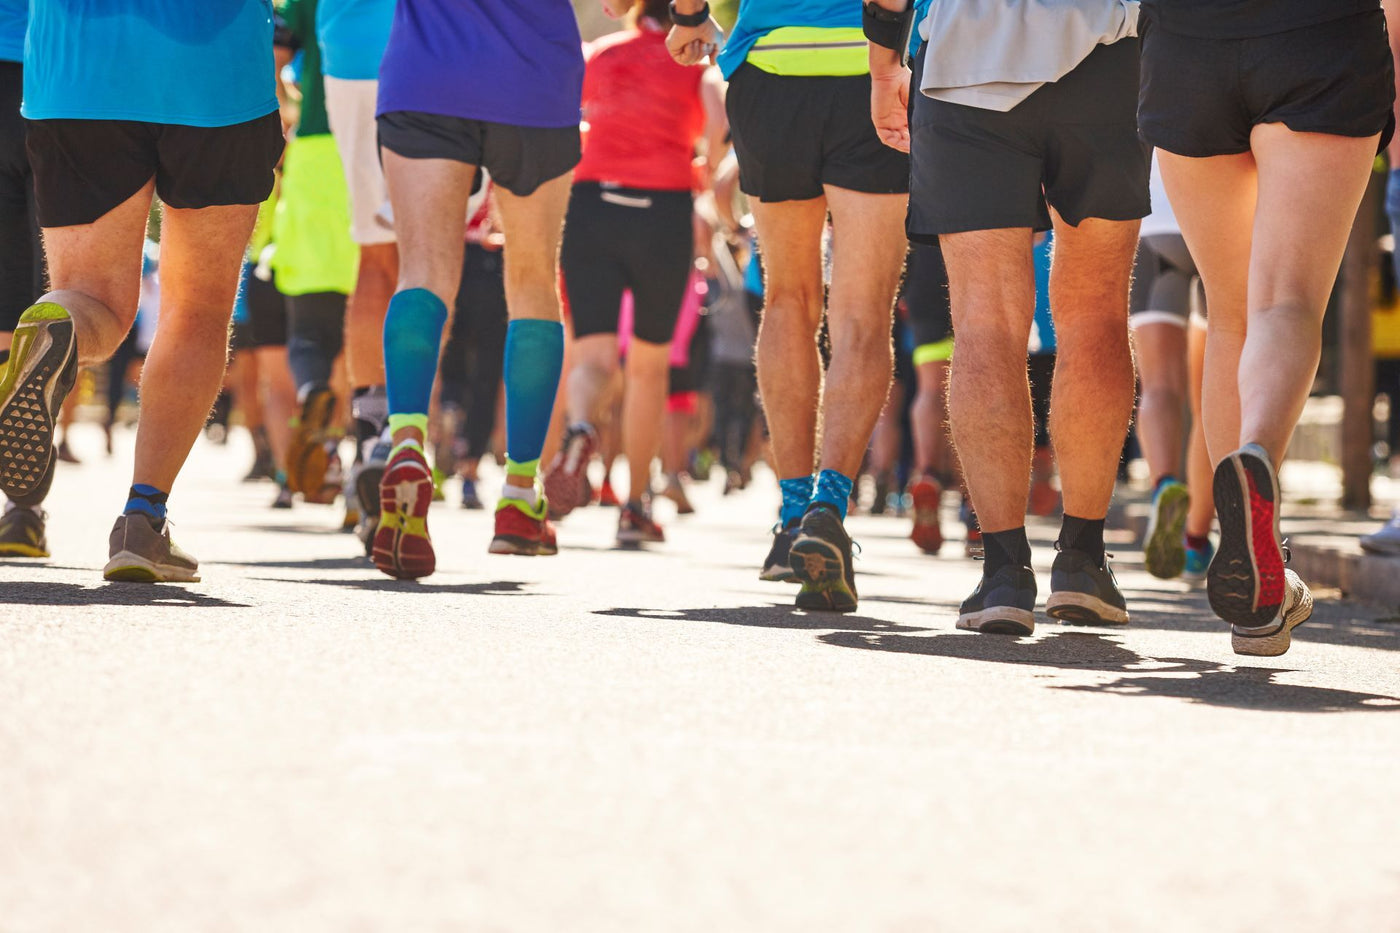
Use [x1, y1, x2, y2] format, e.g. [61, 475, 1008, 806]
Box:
[214, 556, 374, 571]
[260, 576, 533, 596]
[596, 605, 933, 634]
[0, 581, 248, 608]
[821, 630, 1400, 713]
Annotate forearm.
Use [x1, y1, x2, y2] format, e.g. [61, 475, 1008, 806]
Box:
[866, 0, 911, 76]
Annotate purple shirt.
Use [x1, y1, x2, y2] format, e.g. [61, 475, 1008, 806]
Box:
[377, 0, 583, 129]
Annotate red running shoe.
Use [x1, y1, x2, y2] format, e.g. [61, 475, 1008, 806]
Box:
[542, 423, 596, 519]
[908, 475, 944, 555]
[1208, 443, 1287, 628]
[372, 444, 435, 579]
[490, 496, 553, 555]
[597, 478, 620, 507]
[617, 503, 665, 546]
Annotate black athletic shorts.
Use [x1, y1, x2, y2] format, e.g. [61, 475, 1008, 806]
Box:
[377, 110, 580, 198]
[561, 183, 693, 345]
[908, 38, 1150, 239]
[0, 61, 41, 332]
[1140, 11, 1394, 159]
[25, 111, 283, 228]
[1130, 233, 1201, 326]
[902, 241, 953, 351]
[231, 271, 287, 351]
[726, 64, 909, 202]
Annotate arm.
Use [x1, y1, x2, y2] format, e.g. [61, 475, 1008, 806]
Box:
[867, 0, 912, 153]
[667, 0, 723, 67]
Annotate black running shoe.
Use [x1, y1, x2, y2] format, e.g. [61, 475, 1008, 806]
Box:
[1208, 443, 1286, 629]
[0, 303, 78, 501]
[760, 521, 799, 582]
[957, 564, 1037, 635]
[0, 504, 48, 558]
[789, 504, 858, 612]
[1046, 547, 1130, 626]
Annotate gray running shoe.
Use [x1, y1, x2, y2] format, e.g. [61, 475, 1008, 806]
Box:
[760, 521, 799, 583]
[0, 504, 48, 558]
[1231, 569, 1313, 657]
[103, 513, 200, 583]
[0, 303, 78, 501]
[957, 564, 1037, 635]
[1047, 548, 1130, 626]
[1360, 512, 1400, 556]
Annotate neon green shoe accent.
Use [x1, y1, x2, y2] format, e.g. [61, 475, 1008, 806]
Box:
[496, 492, 548, 521]
[387, 412, 428, 438]
[912, 337, 954, 367]
[505, 457, 540, 479]
[18, 301, 71, 324]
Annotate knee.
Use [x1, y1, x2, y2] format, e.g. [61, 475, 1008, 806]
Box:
[762, 282, 823, 324]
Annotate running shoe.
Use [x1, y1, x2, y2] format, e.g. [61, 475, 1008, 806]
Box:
[0, 303, 78, 501]
[1360, 512, 1400, 556]
[957, 564, 1038, 635]
[659, 473, 695, 515]
[1183, 538, 1214, 583]
[103, 513, 200, 583]
[1143, 479, 1190, 579]
[353, 437, 390, 555]
[1231, 569, 1313, 657]
[460, 477, 484, 509]
[271, 485, 293, 509]
[302, 442, 343, 505]
[789, 504, 858, 613]
[431, 467, 447, 503]
[243, 427, 275, 482]
[56, 438, 79, 464]
[285, 384, 336, 496]
[598, 478, 620, 507]
[542, 422, 596, 519]
[1208, 443, 1287, 629]
[372, 444, 436, 580]
[0, 504, 48, 558]
[908, 475, 944, 555]
[617, 502, 665, 546]
[1046, 547, 1130, 626]
[760, 521, 799, 583]
[489, 495, 554, 556]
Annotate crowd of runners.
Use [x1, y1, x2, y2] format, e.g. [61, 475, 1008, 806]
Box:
[0, 0, 1394, 659]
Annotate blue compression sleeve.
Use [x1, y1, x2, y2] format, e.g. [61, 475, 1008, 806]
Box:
[503, 319, 564, 465]
[383, 288, 448, 417]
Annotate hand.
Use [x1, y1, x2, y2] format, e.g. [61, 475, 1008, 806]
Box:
[599, 0, 630, 18]
[870, 66, 911, 153]
[666, 17, 722, 66]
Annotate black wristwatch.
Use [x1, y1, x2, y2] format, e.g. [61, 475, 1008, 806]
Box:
[863, 1, 912, 51]
[669, 1, 710, 27]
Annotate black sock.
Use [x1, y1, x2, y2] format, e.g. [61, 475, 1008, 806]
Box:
[1059, 514, 1105, 564]
[983, 527, 1031, 576]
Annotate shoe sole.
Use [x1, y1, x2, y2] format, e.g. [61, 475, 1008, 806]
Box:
[542, 433, 594, 519]
[909, 481, 943, 554]
[0, 542, 48, 558]
[372, 469, 435, 580]
[287, 389, 337, 496]
[103, 551, 200, 583]
[489, 534, 540, 556]
[1209, 449, 1283, 628]
[759, 564, 798, 583]
[788, 535, 856, 613]
[1046, 591, 1130, 626]
[957, 607, 1035, 636]
[1144, 483, 1190, 580]
[355, 462, 385, 520]
[1232, 584, 1314, 657]
[0, 307, 77, 501]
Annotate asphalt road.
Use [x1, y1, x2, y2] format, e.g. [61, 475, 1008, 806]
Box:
[3, 425, 1400, 932]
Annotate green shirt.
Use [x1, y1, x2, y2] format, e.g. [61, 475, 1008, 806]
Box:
[277, 0, 331, 137]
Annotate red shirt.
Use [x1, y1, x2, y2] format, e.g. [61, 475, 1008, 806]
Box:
[574, 24, 705, 192]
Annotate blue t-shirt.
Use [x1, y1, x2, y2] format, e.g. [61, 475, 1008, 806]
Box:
[378, 0, 583, 129]
[0, 0, 25, 64]
[716, 0, 862, 80]
[23, 1, 278, 127]
[317, 0, 393, 81]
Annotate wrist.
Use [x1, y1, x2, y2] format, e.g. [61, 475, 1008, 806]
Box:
[670, 0, 709, 24]
[863, 1, 911, 51]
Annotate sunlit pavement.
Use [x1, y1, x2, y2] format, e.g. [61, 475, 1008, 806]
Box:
[3, 425, 1399, 931]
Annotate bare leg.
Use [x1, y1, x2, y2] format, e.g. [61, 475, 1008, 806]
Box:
[565, 332, 621, 425]
[1185, 316, 1214, 538]
[819, 186, 905, 477]
[1046, 214, 1138, 519]
[1132, 321, 1189, 485]
[255, 344, 296, 471]
[941, 228, 1036, 533]
[130, 202, 258, 491]
[345, 242, 396, 388]
[910, 359, 950, 477]
[750, 197, 827, 481]
[621, 337, 670, 503]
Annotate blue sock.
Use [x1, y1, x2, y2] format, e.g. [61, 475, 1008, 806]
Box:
[812, 469, 854, 520]
[383, 288, 448, 417]
[504, 319, 564, 464]
[778, 475, 814, 528]
[124, 483, 168, 522]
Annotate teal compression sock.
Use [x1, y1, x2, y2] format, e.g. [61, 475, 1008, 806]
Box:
[812, 469, 854, 520]
[503, 319, 564, 464]
[383, 288, 448, 417]
[778, 475, 814, 527]
[124, 483, 168, 522]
